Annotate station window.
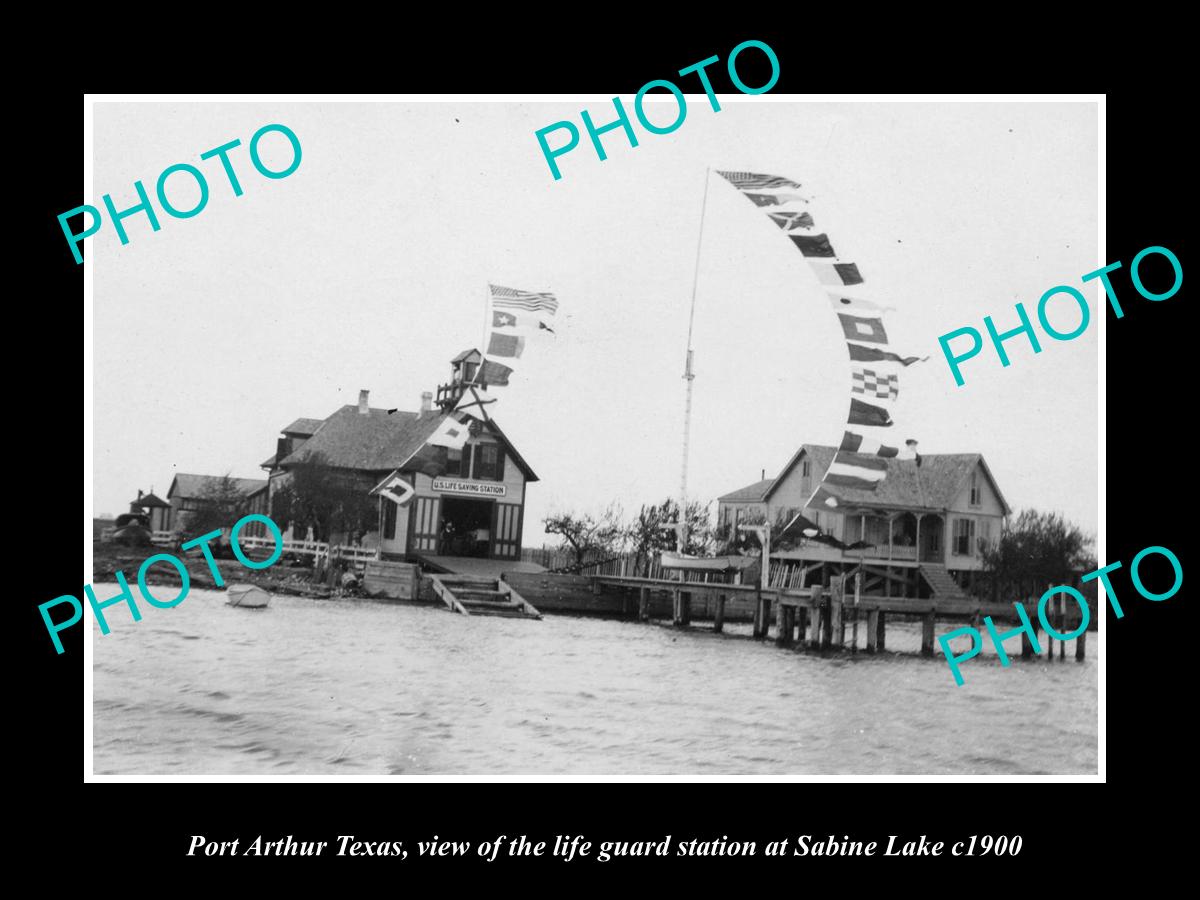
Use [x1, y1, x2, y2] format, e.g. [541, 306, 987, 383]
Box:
[473, 443, 505, 481]
[969, 471, 982, 507]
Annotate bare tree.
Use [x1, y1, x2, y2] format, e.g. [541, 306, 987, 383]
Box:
[543, 504, 625, 570]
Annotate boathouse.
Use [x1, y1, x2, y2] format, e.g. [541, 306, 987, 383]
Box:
[263, 351, 537, 563]
[717, 445, 1010, 596]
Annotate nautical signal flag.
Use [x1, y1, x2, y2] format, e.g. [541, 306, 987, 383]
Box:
[768, 211, 815, 231]
[487, 332, 526, 359]
[493, 310, 555, 334]
[745, 192, 809, 208]
[790, 234, 837, 258]
[428, 414, 471, 450]
[838, 313, 888, 344]
[840, 430, 903, 459]
[851, 368, 899, 400]
[847, 342, 927, 367]
[477, 359, 513, 386]
[848, 398, 894, 428]
[811, 262, 864, 286]
[826, 452, 889, 491]
[827, 294, 896, 314]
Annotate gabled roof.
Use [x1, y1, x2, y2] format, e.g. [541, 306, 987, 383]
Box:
[167, 474, 269, 500]
[718, 478, 775, 503]
[260, 453, 277, 469]
[279, 405, 444, 471]
[762, 444, 1011, 514]
[133, 492, 170, 509]
[282, 417, 324, 437]
[451, 348, 481, 364]
[278, 406, 539, 481]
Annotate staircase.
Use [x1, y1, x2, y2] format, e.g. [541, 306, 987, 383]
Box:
[918, 563, 970, 601]
[429, 574, 542, 619]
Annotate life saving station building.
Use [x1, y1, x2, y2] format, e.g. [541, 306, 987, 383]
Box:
[718, 444, 1010, 597]
[262, 350, 537, 564]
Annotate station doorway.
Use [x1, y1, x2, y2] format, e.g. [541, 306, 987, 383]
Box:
[438, 497, 493, 558]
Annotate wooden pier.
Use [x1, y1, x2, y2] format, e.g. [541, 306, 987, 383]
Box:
[580, 574, 1087, 661]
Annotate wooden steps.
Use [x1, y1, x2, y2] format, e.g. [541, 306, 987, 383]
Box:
[429, 574, 541, 620]
[918, 563, 971, 601]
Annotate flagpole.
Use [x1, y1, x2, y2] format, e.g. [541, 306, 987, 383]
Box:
[479, 283, 491, 379]
[678, 167, 711, 554]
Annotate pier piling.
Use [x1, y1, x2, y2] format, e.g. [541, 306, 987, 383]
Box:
[866, 609, 879, 653]
[713, 593, 726, 633]
[638, 587, 649, 622]
[1076, 626, 1087, 661]
[877, 611, 886, 651]
[920, 611, 935, 657]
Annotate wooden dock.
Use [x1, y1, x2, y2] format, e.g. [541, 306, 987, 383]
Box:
[586, 574, 1087, 661]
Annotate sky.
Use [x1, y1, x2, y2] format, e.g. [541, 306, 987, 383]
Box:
[91, 99, 1098, 544]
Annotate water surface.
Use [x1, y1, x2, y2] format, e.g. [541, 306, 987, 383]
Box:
[92, 589, 1097, 775]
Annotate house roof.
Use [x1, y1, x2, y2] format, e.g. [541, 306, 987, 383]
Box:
[167, 474, 269, 500]
[133, 491, 170, 509]
[762, 444, 1011, 514]
[282, 417, 324, 437]
[278, 405, 539, 481]
[260, 453, 277, 469]
[451, 348, 481, 364]
[718, 478, 775, 503]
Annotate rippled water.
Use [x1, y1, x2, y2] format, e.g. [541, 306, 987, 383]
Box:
[92, 588, 1097, 775]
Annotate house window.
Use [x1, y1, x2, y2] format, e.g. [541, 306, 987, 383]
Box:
[969, 471, 982, 507]
[802, 460, 811, 477]
[383, 498, 397, 540]
[979, 518, 992, 552]
[953, 518, 976, 556]
[445, 447, 463, 477]
[472, 443, 504, 481]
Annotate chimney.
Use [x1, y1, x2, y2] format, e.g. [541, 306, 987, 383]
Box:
[420, 391, 433, 413]
[761, 468, 765, 481]
[907, 439, 921, 467]
[358, 389, 370, 415]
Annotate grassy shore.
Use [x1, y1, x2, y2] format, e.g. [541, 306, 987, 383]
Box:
[92, 540, 334, 598]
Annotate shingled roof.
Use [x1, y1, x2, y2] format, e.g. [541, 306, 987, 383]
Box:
[277, 405, 539, 480]
[718, 478, 775, 503]
[279, 406, 444, 471]
[282, 417, 324, 437]
[168, 474, 268, 500]
[762, 444, 1010, 514]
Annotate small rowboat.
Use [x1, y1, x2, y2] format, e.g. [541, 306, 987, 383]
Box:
[660, 552, 755, 573]
[226, 583, 271, 609]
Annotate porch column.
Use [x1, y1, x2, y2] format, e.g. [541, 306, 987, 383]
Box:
[915, 514, 922, 562]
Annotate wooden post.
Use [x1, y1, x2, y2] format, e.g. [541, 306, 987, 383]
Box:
[638, 586, 650, 622]
[876, 611, 886, 650]
[831, 583, 844, 649]
[866, 609, 880, 653]
[920, 611, 935, 657]
[1058, 594, 1066, 660]
[1075, 624, 1087, 661]
[672, 587, 682, 627]
[681, 590, 692, 626]
[776, 604, 795, 647]
[713, 593, 726, 633]
[796, 606, 808, 648]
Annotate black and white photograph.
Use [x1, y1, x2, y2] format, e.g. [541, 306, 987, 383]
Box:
[84, 96, 1100, 777]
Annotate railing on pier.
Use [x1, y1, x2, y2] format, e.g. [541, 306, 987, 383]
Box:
[582, 573, 1088, 660]
[234, 536, 378, 569]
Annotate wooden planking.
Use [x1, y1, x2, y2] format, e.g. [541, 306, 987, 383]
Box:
[363, 560, 419, 600]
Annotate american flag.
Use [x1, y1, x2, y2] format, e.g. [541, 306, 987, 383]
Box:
[851, 368, 899, 400]
[489, 284, 559, 313]
[717, 171, 804, 191]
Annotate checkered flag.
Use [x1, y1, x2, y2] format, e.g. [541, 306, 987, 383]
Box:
[851, 368, 899, 400]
